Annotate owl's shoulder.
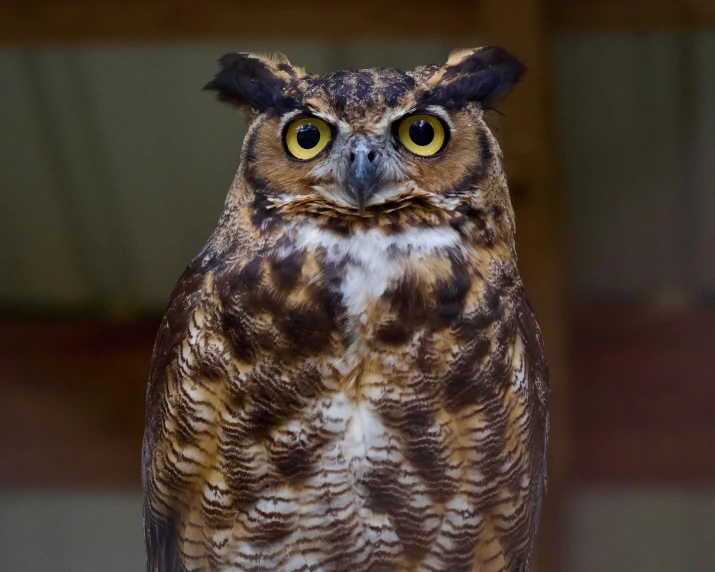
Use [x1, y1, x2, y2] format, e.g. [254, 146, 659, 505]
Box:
[148, 256, 214, 387]
[515, 294, 550, 408]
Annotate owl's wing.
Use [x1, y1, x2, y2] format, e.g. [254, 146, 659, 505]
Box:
[142, 257, 209, 572]
[514, 295, 550, 569]
[143, 511, 186, 572]
[474, 296, 549, 572]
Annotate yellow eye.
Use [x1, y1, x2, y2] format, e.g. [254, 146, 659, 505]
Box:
[284, 117, 332, 160]
[397, 114, 446, 157]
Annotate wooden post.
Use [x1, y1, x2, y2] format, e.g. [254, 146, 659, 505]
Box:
[477, 1, 570, 570]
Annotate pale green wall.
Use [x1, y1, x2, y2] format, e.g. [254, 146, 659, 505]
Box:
[556, 33, 715, 302]
[1, 35, 714, 310]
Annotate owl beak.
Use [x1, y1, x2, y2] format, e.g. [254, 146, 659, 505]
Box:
[346, 141, 380, 213]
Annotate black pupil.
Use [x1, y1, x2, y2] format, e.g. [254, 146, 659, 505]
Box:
[296, 123, 321, 149]
[409, 120, 435, 146]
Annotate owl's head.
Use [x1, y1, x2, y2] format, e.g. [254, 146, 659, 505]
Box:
[205, 48, 524, 219]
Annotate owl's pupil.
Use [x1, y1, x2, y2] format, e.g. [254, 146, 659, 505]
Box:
[409, 120, 434, 146]
[296, 124, 321, 149]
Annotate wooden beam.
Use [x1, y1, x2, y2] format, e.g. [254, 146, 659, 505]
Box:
[0, 316, 156, 488]
[571, 306, 715, 483]
[2, 0, 715, 44]
[552, 0, 715, 33]
[0, 0, 482, 44]
[476, 1, 569, 571]
[6, 308, 715, 486]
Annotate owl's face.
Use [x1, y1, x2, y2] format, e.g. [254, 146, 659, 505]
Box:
[206, 48, 525, 216]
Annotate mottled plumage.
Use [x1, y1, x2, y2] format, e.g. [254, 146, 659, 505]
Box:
[143, 47, 549, 572]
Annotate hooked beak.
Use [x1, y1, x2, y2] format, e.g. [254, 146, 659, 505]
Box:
[346, 139, 380, 213]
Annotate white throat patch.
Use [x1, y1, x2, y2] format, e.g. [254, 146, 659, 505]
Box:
[292, 223, 460, 316]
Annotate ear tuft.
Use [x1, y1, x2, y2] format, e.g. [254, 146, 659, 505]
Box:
[423, 46, 526, 109]
[203, 52, 300, 113]
[446, 48, 478, 66]
[261, 51, 291, 66]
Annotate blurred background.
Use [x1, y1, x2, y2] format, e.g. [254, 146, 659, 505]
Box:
[1, 1, 714, 570]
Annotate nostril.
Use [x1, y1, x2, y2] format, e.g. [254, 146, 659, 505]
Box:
[349, 152, 356, 163]
[367, 151, 376, 162]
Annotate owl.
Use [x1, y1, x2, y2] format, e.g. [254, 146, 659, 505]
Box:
[143, 47, 549, 572]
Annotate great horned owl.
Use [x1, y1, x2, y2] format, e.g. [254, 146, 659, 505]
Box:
[143, 47, 549, 572]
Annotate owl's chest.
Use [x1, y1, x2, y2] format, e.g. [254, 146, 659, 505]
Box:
[196, 226, 529, 569]
[289, 223, 468, 354]
[219, 221, 505, 384]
